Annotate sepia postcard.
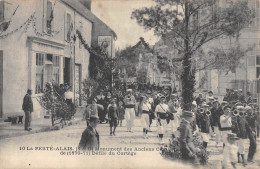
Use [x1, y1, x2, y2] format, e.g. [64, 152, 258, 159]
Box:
[0, 0, 260, 168]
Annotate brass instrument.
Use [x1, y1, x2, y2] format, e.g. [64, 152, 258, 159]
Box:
[232, 110, 239, 117]
[238, 111, 244, 117]
[206, 110, 211, 116]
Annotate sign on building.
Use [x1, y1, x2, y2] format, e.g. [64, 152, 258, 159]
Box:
[98, 36, 112, 57]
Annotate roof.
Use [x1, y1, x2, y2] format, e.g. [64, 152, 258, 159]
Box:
[61, 0, 117, 39]
[132, 37, 154, 53]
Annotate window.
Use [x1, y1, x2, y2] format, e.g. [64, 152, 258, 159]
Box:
[79, 21, 83, 49]
[256, 55, 260, 65]
[53, 55, 59, 84]
[65, 12, 73, 41]
[0, 1, 4, 22]
[257, 67, 260, 78]
[248, 56, 256, 66]
[248, 0, 257, 27]
[46, 0, 53, 34]
[36, 53, 44, 94]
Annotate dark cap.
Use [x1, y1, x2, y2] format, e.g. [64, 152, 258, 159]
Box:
[183, 111, 195, 117]
[223, 105, 231, 110]
[89, 115, 99, 122]
[27, 89, 32, 93]
[208, 91, 213, 94]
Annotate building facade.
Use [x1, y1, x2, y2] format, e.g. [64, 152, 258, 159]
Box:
[0, 0, 116, 120]
[195, 0, 260, 97]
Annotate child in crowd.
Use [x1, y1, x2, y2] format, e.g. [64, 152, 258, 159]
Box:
[118, 100, 125, 127]
[107, 98, 119, 136]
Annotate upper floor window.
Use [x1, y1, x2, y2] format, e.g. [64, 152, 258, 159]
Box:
[248, 56, 256, 66]
[0, 1, 4, 22]
[65, 12, 73, 41]
[46, 0, 53, 34]
[256, 55, 260, 65]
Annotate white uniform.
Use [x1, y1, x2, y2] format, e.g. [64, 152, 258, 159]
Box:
[124, 94, 136, 132]
[155, 103, 169, 135]
[222, 143, 238, 169]
[141, 102, 151, 130]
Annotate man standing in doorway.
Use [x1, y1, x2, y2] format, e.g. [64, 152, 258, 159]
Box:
[22, 89, 33, 131]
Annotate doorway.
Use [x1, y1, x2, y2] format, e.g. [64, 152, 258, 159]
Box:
[64, 58, 71, 86]
[0, 51, 3, 118]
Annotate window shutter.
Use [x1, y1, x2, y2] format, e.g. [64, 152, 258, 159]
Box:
[64, 12, 67, 40]
[46, 0, 53, 34]
[0, 1, 4, 22]
[43, 0, 47, 33]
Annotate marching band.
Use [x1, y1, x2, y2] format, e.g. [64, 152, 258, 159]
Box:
[85, 87, 259, 168]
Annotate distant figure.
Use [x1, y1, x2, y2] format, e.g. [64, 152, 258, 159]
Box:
[107, 98, 119, 136]
[85, 98, 104, 126]
[78, 116, 100, 151]
[123, 89, 136, 132]
[64, 87, 75, 117]
[22, 89, 33, 131]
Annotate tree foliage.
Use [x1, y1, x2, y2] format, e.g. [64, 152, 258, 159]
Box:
[132, 0, 255, 110]
[37, 83, 72, 126]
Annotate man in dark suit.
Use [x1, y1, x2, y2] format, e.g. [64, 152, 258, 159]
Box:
[78, 116, 100, 151]
[22, 89, 33, 131]
[180, 111, 200, 165]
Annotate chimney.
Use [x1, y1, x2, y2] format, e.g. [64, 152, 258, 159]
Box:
[78, 0, 92, 11]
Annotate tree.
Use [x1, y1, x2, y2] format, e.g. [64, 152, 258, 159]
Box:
[37, 83, 72, 126]
[132, 0, 254, 110]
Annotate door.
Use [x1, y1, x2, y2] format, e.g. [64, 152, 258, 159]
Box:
[64, 58, 71, 86]
[75, 64, 81, 106]
[0, 51, 3, 118]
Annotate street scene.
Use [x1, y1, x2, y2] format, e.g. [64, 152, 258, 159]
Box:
[1, 0, 260, 168]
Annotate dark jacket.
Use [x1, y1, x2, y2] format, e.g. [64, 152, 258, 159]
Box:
[197, 113, 213, 133]
[180, 119, 196, 154]
[195, 97, 203, 106]
[236, 117, 250, 139]
[78, 125, 99, 151]
[22, 94, 33, 112]
[210, 107, 222, 127]
[108, 105, 119, 120]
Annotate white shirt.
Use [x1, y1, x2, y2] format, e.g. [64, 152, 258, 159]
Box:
[220, 114, 232, 128]
[142, 102, 151, 111]
[155, 103, 169, 113]
[65, 91, 73, 100]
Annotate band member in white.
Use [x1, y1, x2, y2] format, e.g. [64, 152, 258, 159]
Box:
[123, 89, 136, 132]
[220, 105, 232, 147]
[155, 95, 169, 144]
[141, 95, 153, 138]
[168, 95, 180, 138]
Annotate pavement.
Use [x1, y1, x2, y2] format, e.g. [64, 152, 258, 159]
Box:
[0, 107, 85, 140]
[0, 116, 259, 169]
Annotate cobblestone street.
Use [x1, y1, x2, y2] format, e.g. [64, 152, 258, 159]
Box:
[0, 118, 259, 169]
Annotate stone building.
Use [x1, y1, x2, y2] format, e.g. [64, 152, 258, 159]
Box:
[0, 0, 116, 121]
[195, 0, 260, 97]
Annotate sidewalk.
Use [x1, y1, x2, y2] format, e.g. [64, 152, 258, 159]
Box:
[0, 107, 85, 140]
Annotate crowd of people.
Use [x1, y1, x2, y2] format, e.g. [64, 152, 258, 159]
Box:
[79, 87, 260, 168]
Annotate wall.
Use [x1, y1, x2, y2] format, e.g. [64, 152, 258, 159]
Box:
[0, 0, 92, 118]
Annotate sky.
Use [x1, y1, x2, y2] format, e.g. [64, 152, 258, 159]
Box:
[91, 0, 160, 50]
